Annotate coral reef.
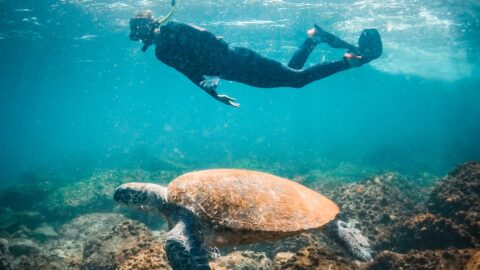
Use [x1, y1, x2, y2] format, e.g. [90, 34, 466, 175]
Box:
[273, 244, 363, 270]
[210, 251, 273, 270]
[0, 209, 17, 230]
[0, 214, 168, 270]
[330, 173, 420, 248]
[81, 219, 169, 270]
[0, 238, 10, 270]
[428, 161, 480, 241]
[382, 213, 477, 252]
[367, 249, 478, 270]
[7, 238, 40, 257]
[1, 162, 479, 270]
[39, 169, 172, 221]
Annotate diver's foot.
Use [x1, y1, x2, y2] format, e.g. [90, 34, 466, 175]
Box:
[343, 52, 364, 68]
[308, 24, 332, 45]
[357, 28, 383, 64]
[344, 29, 383, 67]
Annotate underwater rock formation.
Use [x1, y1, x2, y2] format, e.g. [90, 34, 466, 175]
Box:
[0, 180, 54, 212]
[367, 249, 478, 270]
[381, 213, 477, 252]
[7, 238, 40, 257]
[331, 173, 420, 248]
[0, 213, 144, 270]
[211, 251, 273, 270]
[428, 161, 480, 242]
[0, 209, 17, 231]
[39, 169, 175, 221]
[81, 219, 169, 270]
[0, 238, 10, 270]
[273, 244, 363, 270]
[1, 161, 479, 270]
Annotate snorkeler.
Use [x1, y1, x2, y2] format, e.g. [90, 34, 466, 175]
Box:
[129, 2, 382, 107]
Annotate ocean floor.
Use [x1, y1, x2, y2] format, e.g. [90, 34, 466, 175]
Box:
[0, 160, 479, 270]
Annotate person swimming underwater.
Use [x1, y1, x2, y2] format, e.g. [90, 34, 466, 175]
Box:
[129, 3, 382, 107]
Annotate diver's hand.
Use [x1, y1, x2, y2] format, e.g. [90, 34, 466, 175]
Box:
[199, 77, 220, 91]
[217, 94, 240, 108]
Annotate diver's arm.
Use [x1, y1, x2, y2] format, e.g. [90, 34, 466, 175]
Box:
[182, 71, 240, 108]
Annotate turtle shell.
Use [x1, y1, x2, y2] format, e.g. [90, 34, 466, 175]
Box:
[167, 169, 339, 233]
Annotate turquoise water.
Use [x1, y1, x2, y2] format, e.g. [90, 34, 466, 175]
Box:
[1, 0, 479, 184]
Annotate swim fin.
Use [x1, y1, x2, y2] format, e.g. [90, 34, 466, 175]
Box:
[357, 29, 383, 64]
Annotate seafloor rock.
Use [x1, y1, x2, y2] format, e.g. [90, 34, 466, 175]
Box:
[80, 219, 169, 270]
[0, 239, 7, 255]
[117, 242, 170, 270]
[7, 238, 40, 257]
[273, 244, 363, 270]
[38, 169, 175, 221]
[7, 213, 166, 270]
[0, 238, 10, 270]
[428, 161, 480, 241]
[0, 209, 46, 236]
[0, 179, 54, 212]
[382, 213, 477, 252]
[367, 249, 479, 270]
[14, 211, 45, 230]
[211, 250, 273, 270]
[0, 209, 17, 231]
[0, 257, 9, 270]
[31, 223, 58, 241]
[330, 173, 420, 248]
[45, 213, 129, 268]
[10, 253, 70, 270]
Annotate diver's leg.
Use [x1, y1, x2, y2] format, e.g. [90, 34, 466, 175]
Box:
[287, 37, 317, 70]
[287, 25, 359, 70]
[291, 59, 350, 88]
[222, 47, 350, 89]
[311, 25, 358, 52]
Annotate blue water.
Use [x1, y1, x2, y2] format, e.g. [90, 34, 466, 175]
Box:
[1, 0, 479, 185]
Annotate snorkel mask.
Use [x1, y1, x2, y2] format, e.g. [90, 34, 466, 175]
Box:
[129, 0, 176, 52]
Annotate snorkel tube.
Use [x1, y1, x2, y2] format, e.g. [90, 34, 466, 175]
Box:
[157, 0, 176, 25]
[141, 0, 176, 52]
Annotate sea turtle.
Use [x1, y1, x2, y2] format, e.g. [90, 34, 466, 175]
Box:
[114, 169, 371, 270]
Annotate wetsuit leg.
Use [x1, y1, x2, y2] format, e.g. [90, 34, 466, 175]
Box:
[221, 47, 350, 89]
[315, 26, 358, 52]
[287, 30, 357, 70]
[324, 34, 358, 51]
[287, 38, 316, 70]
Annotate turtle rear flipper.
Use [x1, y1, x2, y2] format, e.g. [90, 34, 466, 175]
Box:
[166, 217, 210, 270]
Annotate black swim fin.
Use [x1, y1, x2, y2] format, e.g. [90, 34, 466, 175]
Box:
[358, 29, 383, 64]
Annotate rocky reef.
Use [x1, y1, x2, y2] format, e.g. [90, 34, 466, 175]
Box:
[428, 161, 480, 241]
[381, 213, 477, 252]
[330, 172, 423, 249]
[0, 161, 479, 269]
[367, 249, 478, 270]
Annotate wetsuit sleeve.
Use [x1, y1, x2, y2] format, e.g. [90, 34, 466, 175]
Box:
[180, 69, 219, 99]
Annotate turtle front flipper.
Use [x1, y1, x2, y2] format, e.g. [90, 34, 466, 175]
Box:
[165, 217, 210, 270]
[329, 219, 373, 261]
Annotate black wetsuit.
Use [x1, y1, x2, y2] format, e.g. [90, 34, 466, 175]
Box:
[155, 22, 351, 89]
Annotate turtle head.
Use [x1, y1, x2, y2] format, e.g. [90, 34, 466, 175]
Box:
[114, 182, 168, 212]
